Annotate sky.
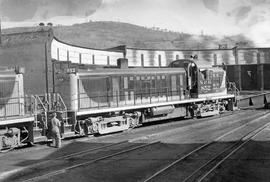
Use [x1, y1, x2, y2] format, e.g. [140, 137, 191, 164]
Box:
[1, 0, 270, 46]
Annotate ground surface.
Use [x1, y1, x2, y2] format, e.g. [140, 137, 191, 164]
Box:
[0, 109, 270, 182]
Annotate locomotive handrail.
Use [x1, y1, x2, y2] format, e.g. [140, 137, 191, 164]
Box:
[227, 82, 240, 96]
[0, 96, 34, 119]
[52, 93, 68, 125]
[0, 102, 22, 119]
[57, 93, 67, 111]
[34, 95, 47, 113]
[33, 95, 48, 130]
[32, 93, 69, 130]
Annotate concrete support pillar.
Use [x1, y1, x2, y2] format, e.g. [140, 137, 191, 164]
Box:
[257, 64, 264, 91]
[57, 48, 60, 61]
[213, 54, 217, 66]
[67, 50, 69, 62]
[107, 56, 110, 65]
[158, 55, 161, 67]
[141, 54, 144, 67]
[92, 55, 95, 64]
[257, 53, 264, 91]
[233, 47, 238, 64]
[233, 47, 241, 90]
[79, 53, 82, 64]
[235, 65, 242, 91]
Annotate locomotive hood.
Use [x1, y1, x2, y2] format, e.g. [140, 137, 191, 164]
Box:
[169, 59, 212, 69]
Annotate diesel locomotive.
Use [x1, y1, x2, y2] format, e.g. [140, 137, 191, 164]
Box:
[51, 58, 235, 135]
[0, 58, 236, 150]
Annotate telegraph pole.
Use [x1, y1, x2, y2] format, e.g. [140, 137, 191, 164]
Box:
[0, 18, 2, 45]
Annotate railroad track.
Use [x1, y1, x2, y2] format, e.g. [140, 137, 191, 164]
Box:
[0, 110, 238, 155]
[143, 111, 270, 182]
[1, 109, 267, 182]
[0, 109, 252, 156]
[186, 120, 270, 182]
[12, 140, 160, 182]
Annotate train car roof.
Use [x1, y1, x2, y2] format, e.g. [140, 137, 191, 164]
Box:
[169, 59, 225, 72]
[199, 67, 225, 72]
[77, 67, 186, 76]
[169, 59, 212, 68]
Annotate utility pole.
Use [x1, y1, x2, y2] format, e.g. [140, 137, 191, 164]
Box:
[0, 18, 2, 45]
[232, 46, 241, 91]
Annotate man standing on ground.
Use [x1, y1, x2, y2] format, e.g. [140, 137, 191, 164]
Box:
[48, 112, 62, 148]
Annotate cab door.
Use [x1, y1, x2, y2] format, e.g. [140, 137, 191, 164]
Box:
[188, 63, 198, 98]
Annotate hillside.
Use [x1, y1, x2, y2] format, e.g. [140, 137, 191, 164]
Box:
[2, 21, 254, 50]
[52, 21, 254, 50]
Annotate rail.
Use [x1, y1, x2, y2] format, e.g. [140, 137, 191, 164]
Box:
[143, 111, 270, 182]
[196, 113, 270, 181]
[22, 141, 160, 182]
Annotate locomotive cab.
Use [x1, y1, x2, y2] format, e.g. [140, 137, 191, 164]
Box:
[169, 59, 235, 117]
[169, 59, 198, 98]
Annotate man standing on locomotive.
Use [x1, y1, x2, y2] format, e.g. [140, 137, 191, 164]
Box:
[47, 112, 62, 148]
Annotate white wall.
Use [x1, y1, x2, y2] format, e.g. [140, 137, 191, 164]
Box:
[51, 38, 124, 66]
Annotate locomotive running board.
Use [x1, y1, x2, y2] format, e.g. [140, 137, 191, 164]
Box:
[77, 94, 235, 116]
[0, 116, 35, 125]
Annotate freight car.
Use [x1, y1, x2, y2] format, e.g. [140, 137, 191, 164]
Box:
[38, 58, 236, 136]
